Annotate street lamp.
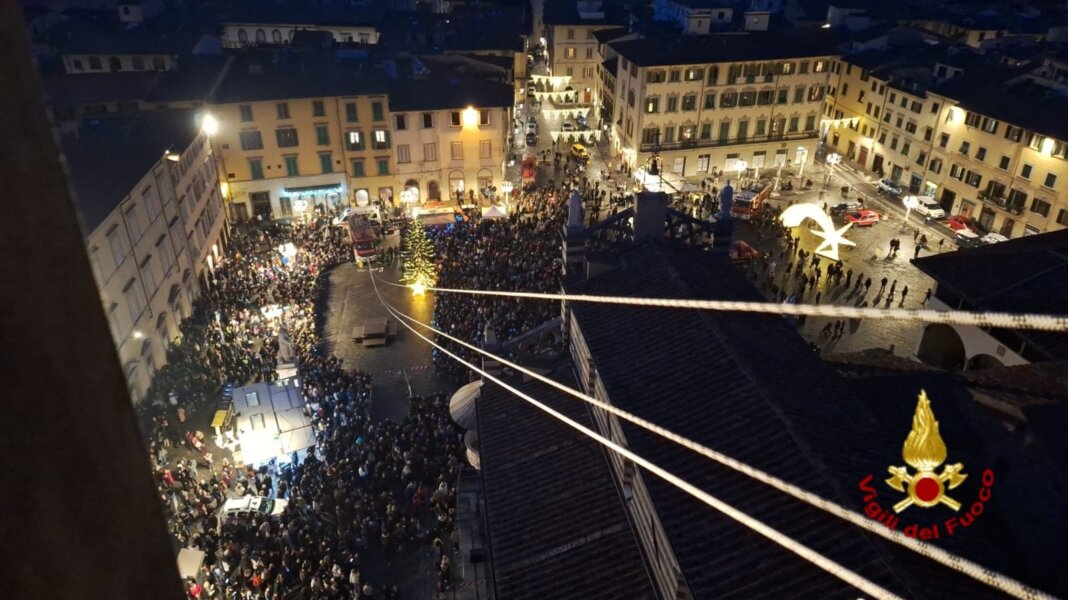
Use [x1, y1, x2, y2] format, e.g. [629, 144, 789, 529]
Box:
[825, 152, 841, 189]
[200, 114, 218, 136]
[902, 195, 919, 226]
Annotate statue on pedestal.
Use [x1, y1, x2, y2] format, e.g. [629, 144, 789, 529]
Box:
[567, 188, 583, 229]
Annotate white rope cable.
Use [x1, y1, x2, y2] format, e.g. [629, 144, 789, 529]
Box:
[376, 279, 1068, 333]
[368, 272, 901, 600]
[372, 272, 1055, 600]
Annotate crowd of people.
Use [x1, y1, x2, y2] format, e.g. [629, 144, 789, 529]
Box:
[428, 191, 567, 382]
[138, 216, 465, 599]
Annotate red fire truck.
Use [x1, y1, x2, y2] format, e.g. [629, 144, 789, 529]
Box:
[347, 214, 377, 262]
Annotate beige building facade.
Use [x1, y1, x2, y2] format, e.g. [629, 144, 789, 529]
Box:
[211, 93, 395, 220]
[390, 105, 511, 204]
[71, 110, 227, 402]
[825, 52, 1068, 237]
[608, 36, 834, 182]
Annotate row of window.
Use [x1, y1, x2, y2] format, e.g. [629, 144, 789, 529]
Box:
[642, 60, 827, 87]
[238, 127, 391, 151]
[70, 55, 167, 72]
[395, 140, 493, 163]
[394, 110, 490, 130]
[640, 115, 818, 144]
[643, 86, 823, 114]
[247, 156, 390, 179]
[236, 101, 495, 131]
[239, 100, 386, 123]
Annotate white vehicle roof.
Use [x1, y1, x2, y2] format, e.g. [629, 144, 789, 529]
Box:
[981, 233, 1009, 243]
[955, 229, 979, 239]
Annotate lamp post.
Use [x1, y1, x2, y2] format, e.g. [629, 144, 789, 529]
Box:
[824, 152, 841, 190]
[735, 160, 747, 186]
[902, 194, 919, 227]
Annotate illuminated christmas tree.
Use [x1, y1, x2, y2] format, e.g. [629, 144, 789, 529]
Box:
[401, 223, 436, 296]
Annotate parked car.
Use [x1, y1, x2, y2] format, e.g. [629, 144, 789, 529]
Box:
[954, 229, 985, 249]
[526, 131, 538, 146]
[525, 122, 538, 135]
[576, 115, 589, 129]
[945, 214, 985, 234]
[845, 209, 881, 227]
[830, 200, 864, 216]
[527, 116, 537, 126]
[571, 143, 590, 162]
[914, 196, 945, 219]
[980, 232, 1010, 244]
[562, 121, 575, 132]
[217, 496, 288, 533]
[945, 215, 971, 232]
[877, 179, 903, 197]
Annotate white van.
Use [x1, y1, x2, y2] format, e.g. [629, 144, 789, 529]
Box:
[217, 496, 288, 532]
[914, 196, 945, 219]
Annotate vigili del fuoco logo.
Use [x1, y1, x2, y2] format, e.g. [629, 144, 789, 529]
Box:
[858, 390, 995, 540]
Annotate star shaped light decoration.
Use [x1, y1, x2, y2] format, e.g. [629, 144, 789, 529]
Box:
[780, 203, 856, 261]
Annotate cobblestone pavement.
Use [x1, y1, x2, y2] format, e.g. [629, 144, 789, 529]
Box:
[734, 158, 961, 354]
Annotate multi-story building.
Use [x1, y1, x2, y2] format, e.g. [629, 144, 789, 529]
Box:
[388, 76, 514, 204]
[929, 76, 1068, 237]
[64, 109, 228, 402]
[218, 5, 385, 48]
[544, 0, 626, 107]
[606, 31, 835, 181]
[826, 45, 1068, 237]
[821, 46, 955, 197]
[209, 60, 394, 220]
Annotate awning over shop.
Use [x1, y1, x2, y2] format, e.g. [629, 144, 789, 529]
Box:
[283, 183, 344, 194]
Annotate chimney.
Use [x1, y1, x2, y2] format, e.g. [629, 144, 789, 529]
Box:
[632, 191, 669, 241]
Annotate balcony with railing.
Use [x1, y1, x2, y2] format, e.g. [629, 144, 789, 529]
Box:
[639, 131, 817, 152]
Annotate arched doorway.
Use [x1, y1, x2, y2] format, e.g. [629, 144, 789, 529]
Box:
[966, 353, 1004, 371]
[354, 189, 369, 206]
[916, 324, 966, 370]
[256, 29, 266, 43]
[427, 180, 441, 201]
[402, 179, 420, 203]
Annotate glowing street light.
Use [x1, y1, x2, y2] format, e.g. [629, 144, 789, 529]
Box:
[825, 152, 841, 189]
[735, 160, 748, 182]
[902, 194, 919, 225]
[411, 282, 427, 297]
[201, 114, 218, 136]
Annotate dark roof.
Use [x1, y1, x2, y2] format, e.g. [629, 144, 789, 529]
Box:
[912, 229, 1068, 361]
[609, 29, 837, 67]
[931, 76, 1068, 141]
[211, 56, 389, 104]
[62, 110, 200, 235]
[477, 373, 657, 599]
[592, 26, 628, 44]
[376, 8, 527, 52]
[562, 240, 1056, 598]
[388, 76, 512, 111]
[62, 30, 205, 55]
[543, 0, 627, 26]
